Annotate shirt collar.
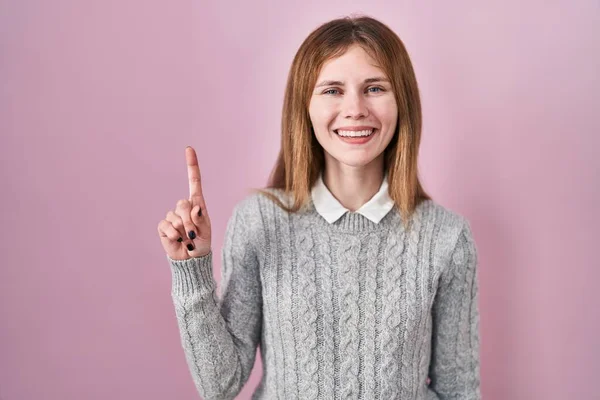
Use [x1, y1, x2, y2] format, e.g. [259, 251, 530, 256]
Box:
[311, 172, 395, 224]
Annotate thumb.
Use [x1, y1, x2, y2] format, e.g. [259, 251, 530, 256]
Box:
[190, 204, 206, 228]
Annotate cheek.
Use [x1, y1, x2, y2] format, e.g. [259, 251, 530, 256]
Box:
[372, 106, 398, 134]
[310, 98, 337, 121]
[377, 99, 398, 121]
[313, 114, 336, 133]
[309, 103, 324, 125]
[386, 110, 399, 131]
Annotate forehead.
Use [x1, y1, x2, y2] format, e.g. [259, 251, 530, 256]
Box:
[317, 45, 383, 77]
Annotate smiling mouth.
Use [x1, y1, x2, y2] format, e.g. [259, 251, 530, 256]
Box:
[334, 128, 376, 137]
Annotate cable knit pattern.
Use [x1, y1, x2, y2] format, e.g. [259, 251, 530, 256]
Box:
[295, 216, 320, 399]
[380, 225, 405, 399]
[362, 233, 381, 397]
[277, 211, 298, 399]
[167, 190, 481, 400]
[337, 235, 362, 399]
[414, 203, 438, 397]
[400, 207, 423, 395]
[312, 226, 335, 399]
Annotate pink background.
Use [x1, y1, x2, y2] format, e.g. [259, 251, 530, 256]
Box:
[1, 1, 598, 399]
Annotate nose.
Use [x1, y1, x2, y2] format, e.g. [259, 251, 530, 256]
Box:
[342, 91, 369, 119]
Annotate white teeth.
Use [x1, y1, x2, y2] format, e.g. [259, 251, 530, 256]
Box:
[336, 129, 374, 137]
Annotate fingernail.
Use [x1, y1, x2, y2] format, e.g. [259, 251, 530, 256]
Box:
[177, 237, 183, 242]
[188, 230, 196, 240]
[198, 208, 202, 217]
[187, 243, 194, 251]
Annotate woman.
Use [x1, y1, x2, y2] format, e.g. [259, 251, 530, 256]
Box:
[157, 15, 481, 400]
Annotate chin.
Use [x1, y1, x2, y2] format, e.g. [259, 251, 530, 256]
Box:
[334, 154, 379, 168]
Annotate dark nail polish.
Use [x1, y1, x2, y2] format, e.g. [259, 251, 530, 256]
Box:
[187, 243, 194, 251]
[198, 208, 202, 217]
[188, 230, 196, 240]
[177, 237, 183, 242]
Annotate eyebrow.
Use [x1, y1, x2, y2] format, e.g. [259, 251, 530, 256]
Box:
[315, 77, 390, 88]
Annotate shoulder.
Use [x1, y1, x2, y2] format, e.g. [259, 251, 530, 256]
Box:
[415, 199, 476, 265]
[227, 188, 292, 233]
[232, 188, 292, 216]
[415, 198, 469, 233]
[228, 191, 264, 228]
[225, 189, 294, 255]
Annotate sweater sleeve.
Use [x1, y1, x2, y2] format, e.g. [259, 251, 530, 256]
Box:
[167, 200, 263, 400]
[427, 219, 481, 399]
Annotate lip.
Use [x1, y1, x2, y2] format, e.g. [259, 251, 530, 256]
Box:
[334, 126, 377, 131]
[335, 128, 377, 145]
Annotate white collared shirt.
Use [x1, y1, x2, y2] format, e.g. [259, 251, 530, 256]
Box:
[311, 173, 395, 224]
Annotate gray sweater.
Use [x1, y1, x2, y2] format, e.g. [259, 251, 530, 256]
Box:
[167, 189, 481, 400]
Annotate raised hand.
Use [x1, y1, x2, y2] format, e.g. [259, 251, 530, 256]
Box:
[157, 146, 212, 260]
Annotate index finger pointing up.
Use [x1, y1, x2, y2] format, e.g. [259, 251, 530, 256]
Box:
[185, 146, 203, 203]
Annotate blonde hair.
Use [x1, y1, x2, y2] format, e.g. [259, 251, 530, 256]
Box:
[252, 15, 431, 228]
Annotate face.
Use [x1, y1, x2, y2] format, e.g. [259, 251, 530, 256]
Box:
[308, 44, 398, 170]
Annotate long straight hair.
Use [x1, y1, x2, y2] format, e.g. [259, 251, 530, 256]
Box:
[253, 15, 431, 228]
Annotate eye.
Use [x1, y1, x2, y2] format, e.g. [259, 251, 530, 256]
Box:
[368, 86, 384, 93]
[323, 88, 340, 95]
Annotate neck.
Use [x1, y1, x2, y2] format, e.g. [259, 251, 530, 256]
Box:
[322, 155, 385, 212]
